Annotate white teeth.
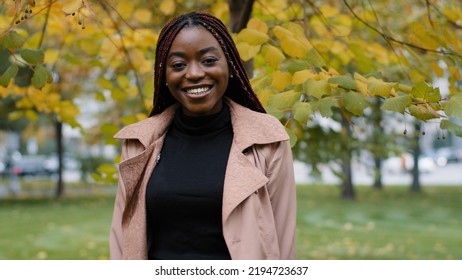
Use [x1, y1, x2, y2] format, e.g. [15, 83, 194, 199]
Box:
[186, 87, 210, 95]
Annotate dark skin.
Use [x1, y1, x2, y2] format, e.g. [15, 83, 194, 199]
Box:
[165, 26, 230, 117]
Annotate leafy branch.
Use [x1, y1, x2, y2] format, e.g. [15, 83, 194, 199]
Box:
[343, 0, 462, 59]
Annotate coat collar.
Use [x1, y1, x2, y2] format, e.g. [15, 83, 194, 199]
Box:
[114, 98, 288, 151]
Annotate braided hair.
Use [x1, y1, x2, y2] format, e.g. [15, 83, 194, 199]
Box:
[149, 11, 266, 116]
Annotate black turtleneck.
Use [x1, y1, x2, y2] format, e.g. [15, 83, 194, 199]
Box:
[146, 103, 233, 260]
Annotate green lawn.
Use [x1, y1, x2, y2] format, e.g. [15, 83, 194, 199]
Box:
[0, 184, 461, 259]
[296, 185, 462, 259]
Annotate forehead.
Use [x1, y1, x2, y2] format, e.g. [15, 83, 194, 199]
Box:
[169, 26, 225, 54]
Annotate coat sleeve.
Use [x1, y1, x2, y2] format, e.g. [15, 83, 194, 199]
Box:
[109, 140, 130, 260]
[266, 140, 297, 259]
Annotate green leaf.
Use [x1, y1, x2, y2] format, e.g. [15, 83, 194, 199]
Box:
[265, 107, 285, 119]
[20, 49, 45, 64]
[96, 163, 118, 175]
[120, 115, 138, 126]
[0, 64, 19, 87]
[267, 90, 301, 110]
[101, 123, 120, 136]
[381, 94, 412, 114]
[305, 48, 326, 68]
[286, 59, 309, 73]
[343, 91, 370, 116]
[411, 81, 440, 102]
[328, 75, 356, 90]
[408, 104, 441, 121]
[0, 31, 26, 49]
[31, 65, 50, 89]
[440, 120, 462, 137]
[311, 97, 338, 118]
[304, 79, 331, 99]
[285, 127, 297, 147]
[292, 101, 312, 124]
[443, 94, 462, 120]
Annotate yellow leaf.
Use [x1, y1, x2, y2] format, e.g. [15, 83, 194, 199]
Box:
[310, 17, 328, 37]
[62, 0, 82, 15]
[271, 71, 292, 91]
[117, 75, 130, 89]
[80, 38, 101, 56]
[247, 17, 268, 34]
[134, 8, 152, 24]
[131, 49, 151, 74]
[367, 78, 393, 97]
[261, 44, 285, 68]
[237, 28, 269, 45]
[16, 98, 33, 109]
[211, 2, 228, 20]
[250, 75, 270, 91]
[236, 42, 261, 61]
[133, 29, 158, 48]
[409, 68, 426, 84]
[330, 41, 345, 54]
[272, 26, 293, 41]
[256, 88, 275, 107]
[319, 4, 340, 17]
[281, 37, 307, 59]
[430, 61, 444, 78]
[292, 70, 315, 85]
[100, 39, 120, 61]
[116, 2, 134, 19]
[448, 66, 462, 80]
[159, 0, 175, 16]
[284, 22, 305, 38]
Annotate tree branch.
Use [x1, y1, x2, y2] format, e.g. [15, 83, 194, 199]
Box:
[343, 0, 462, 59]
[99, 0, 148, 115]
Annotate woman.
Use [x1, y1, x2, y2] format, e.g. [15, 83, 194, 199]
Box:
[110, 12, 296, 260]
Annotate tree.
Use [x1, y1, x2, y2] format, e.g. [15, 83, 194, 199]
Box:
[1, 0, 462, 199]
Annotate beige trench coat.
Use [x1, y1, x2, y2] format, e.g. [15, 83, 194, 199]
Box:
[110, 99, 297, 260]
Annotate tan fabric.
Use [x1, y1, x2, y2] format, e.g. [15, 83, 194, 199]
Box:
[109, 99, 297, 260]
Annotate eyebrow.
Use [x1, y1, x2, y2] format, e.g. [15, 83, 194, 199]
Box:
[167, 46, 221, 59]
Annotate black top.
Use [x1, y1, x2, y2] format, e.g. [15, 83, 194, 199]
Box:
[146, 103, 233, 260]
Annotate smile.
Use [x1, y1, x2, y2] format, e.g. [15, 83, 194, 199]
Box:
[185, 86, 212, 96]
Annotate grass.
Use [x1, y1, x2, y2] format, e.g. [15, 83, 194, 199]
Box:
[0, 182, 461, 259]
[296, 185, 462, 260]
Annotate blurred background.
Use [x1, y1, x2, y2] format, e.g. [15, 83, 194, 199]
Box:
[1, 0, 462, 260]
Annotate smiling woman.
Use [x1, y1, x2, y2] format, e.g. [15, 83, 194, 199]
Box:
[165, 27, 229, 117]
[110, 12, 297, 260]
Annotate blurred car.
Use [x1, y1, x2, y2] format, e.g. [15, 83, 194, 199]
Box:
[0, 161, 5, 176]
[43, 154, 81, 174]
[434, 147, 462, 167]
[383, 153, 436, 174]
[10, 155, 52, 177]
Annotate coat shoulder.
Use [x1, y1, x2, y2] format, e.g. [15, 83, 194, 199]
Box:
[228, 100, 289, 145]
[114, 117, 156, 140]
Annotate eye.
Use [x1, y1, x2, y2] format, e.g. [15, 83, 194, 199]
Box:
[202, 57, 218, 65]
[170, 61, 186, 70]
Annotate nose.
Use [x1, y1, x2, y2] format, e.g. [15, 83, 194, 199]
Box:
[185, 62, 205, 80]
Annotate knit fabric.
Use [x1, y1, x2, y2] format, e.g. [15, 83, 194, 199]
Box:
[146, 103, 233, 260]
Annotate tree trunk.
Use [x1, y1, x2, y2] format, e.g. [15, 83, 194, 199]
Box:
[228, 0, 255, 77]
[411, 122, 421, 192]
[341, 116, 355, 199]
[372, 98, 383, 190]
[55, 119, 64, 198]
[373, 157, 382, 189]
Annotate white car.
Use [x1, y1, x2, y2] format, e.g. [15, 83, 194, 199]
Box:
[383, 153, 436, 174]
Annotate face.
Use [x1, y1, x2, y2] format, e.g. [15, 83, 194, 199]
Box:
[165, 26, 230, 117]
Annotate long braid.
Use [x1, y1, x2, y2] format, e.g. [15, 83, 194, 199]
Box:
[149, 12, 265, 116]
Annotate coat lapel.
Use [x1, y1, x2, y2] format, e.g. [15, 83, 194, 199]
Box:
[222, 99, 289, 221]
